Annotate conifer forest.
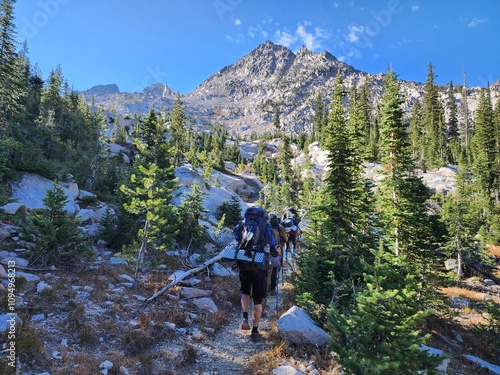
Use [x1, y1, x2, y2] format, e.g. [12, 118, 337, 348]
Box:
[1, 0, 500, 374]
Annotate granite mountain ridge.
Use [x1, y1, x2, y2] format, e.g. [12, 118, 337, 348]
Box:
[83, 40, 490, 136]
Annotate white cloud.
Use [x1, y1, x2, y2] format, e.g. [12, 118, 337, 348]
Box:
[342, 24, 372, 52]
[468, 17, 488, 27]
[296, 24, 322, 50]
[234, 19, 242, 26]
[273, 22, 329, 50]
[347, 49, 362, 58]
[249, 25, 268, 38]
[347, 25, 365, 43]
[262, 16, 273, 24]
[411, 5, 420, 12]
[226, 33, 244, 44]
[275, 30, 297, 47]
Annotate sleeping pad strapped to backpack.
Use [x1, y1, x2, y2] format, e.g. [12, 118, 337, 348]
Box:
[226, 206, 271, 269]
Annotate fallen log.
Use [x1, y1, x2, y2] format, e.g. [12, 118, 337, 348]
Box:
[144, 249, 226, 305]
[465, 258, 500, 284]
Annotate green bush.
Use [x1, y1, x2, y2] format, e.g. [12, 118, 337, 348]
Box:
[215, 195, 242, 226]
[22, 183, 92, 267]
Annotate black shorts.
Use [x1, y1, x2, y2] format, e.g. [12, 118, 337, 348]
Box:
[239, 269, 268, 305]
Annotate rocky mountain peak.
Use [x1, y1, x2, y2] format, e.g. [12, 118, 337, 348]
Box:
[296, 45, 312, 57]
[81, 83, 120, 96]
[83, 41, 484, 137]
[142, 83, 176, 98]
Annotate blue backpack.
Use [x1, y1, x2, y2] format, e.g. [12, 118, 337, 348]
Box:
[234, 206, 269, 253]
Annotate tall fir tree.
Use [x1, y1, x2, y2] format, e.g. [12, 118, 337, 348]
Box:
[295, 75, 373, 309]
[446, 81, 460, 164]
[273, 104, 280, 131]
[0, 0, 26, 134]
[312, 90, 325, 142]
[278, 133, 294, 185]
[169, 94, 187, 166]
[461, 68, 472, 150]
[408, 101, 424, 168]
[471, 86, 496, 199]
[376, 69, 432, 261]
[421, 63, 447, 169]
[440, 157, 478, 278]
[325, 71, 443, 374]
[348, 83, 371, 160]
[494, 97, 500, 206]
[120, 109, 179, 277]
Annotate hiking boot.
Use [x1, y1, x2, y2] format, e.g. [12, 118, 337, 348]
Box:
[250, 330, 262, 342]
[241, 318, 250, 330]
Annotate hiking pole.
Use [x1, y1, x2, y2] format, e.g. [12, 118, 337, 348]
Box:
[275, 264, 279, 314]
[281, 249, 284, 286]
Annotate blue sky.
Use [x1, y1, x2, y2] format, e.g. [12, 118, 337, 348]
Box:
[13, 0, 500, 94]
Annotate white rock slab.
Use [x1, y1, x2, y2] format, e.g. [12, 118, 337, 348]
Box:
[9, 174, 76, 214]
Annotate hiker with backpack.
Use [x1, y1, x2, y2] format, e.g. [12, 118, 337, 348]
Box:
[268, 214, 287, 296]
[233, 206, 275, 342]
[281, 211, 301, 260]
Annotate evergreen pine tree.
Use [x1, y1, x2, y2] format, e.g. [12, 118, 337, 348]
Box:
[215, 195, 242, 226]
[493, 97, 500, 206]
[0, 0, 26, 133]
[312, 90, 325, 142]
[278, 133, 294, 185]
[348, 83, 371, 160]
[326, 243, 443, 374]
[97, 205, 118, 247]
[170, 94, 187, 166]
[408, 101, 424, 169]
[178, 182, 208, 248]
[24, 183, 91, 267]
[273, 104, 280, 130]
[471, 87, 496, 197]
[446, 81, 460, 164]
[358, 81, 372, 160]
[376, 69, 432, 261]
[296, 75, 373, 308]
[440, 158, 478, 278]
[120, 110, 179, 276]
[421, 63, 447, 168]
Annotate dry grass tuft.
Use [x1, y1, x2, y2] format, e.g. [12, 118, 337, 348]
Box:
[178, 343, 197, 365]
[122, 329, 153, 356]
[14, 316, 47, 366]
[0, 359, 15, 375]
[440, 286, 500, 304]
[203, 309, 229, 333]
[486, 244, 500, 257]
[77, 323, 99, 346]
[247, 344, 285, 374]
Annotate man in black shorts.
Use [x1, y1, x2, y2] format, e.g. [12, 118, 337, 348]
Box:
[238, 218, 275, 341]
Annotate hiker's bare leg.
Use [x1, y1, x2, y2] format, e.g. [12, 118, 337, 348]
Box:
[252, 303, 262, 327]
[241, 293, 250, 313]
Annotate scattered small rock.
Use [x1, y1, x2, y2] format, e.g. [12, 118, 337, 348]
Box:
[37, 281, 52, 293]
[31, 313, 45, 322]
